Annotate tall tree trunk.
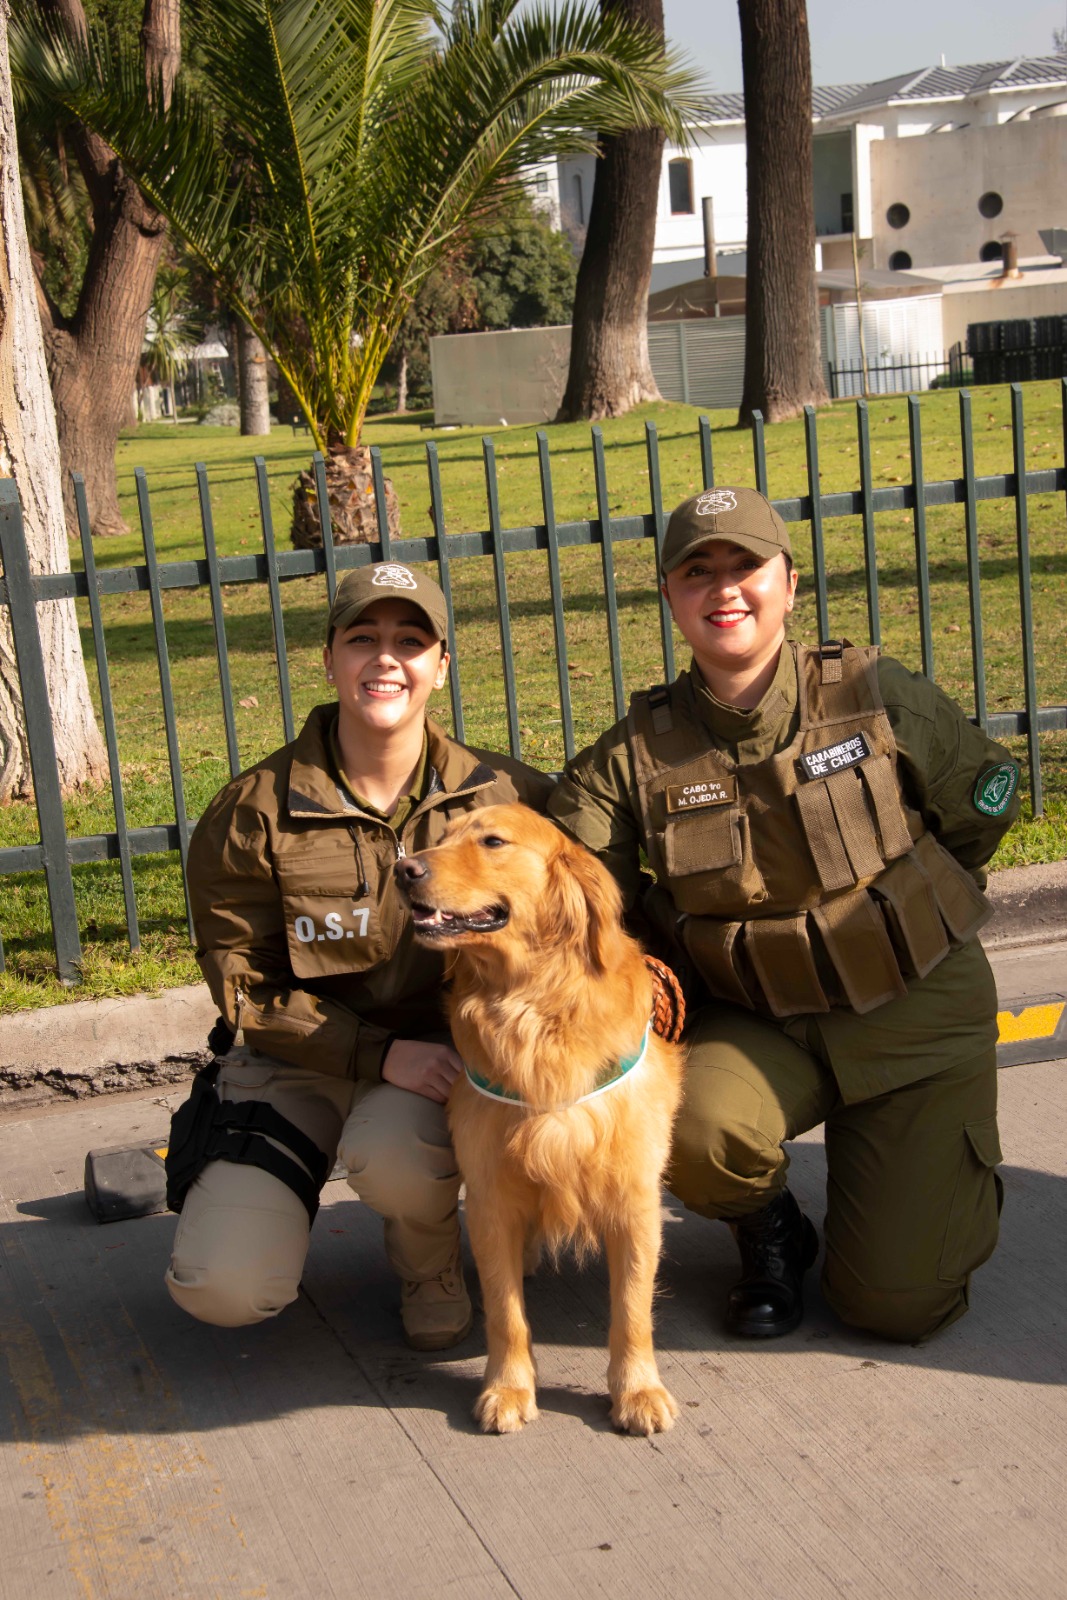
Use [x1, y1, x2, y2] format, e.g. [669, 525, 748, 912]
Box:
[34, 0, 181, 538]
[0, 1, 106, 798]
[737, 0, 827, 425]
[236, 319, 270, 435]
[395, 348, 408, 414]
[555, 0, 664, 421]
[275, 365, 303, 430]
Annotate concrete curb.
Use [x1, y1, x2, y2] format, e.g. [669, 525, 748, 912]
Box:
[1, 860, 1065, 1112]
[983, 859, 1067, 949]
[0, 985, 215, 1113]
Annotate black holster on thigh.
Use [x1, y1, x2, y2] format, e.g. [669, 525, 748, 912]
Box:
[165, 1058, 330, 1224]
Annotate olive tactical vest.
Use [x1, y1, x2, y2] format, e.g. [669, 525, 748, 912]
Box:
[626, 643, 991, 1017]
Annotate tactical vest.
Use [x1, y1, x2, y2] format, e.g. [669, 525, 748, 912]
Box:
[626, 643, 991, 1018]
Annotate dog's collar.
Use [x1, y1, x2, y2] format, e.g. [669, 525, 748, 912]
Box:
[463, 1025, 651, 1111]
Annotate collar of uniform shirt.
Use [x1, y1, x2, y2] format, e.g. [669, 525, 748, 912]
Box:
[689, 641, 800, 764]
[327, 714, 429, 828]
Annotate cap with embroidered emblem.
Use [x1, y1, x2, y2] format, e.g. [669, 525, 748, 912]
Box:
[326, 563, 449, 643]
[661, 486, 792, 573]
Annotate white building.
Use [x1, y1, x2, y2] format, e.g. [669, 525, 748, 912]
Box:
[536, 55, 1067, 287]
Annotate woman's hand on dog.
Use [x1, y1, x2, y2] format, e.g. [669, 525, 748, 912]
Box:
[382, 1039, 464, 1103]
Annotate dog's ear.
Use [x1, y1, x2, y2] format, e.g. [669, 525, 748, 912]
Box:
[545, 836, 623, 973]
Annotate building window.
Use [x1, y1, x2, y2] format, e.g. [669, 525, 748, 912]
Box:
[573, 173, 584, 227]
[889, 250, 913, 270]
[841, 192, 854, 233]
[532, 170, 548, 193]
[978, 191, 1003, 219]
[668, 159, 694, 215]
[980, 240, 1004, 262]
[886, 202, 910, 229]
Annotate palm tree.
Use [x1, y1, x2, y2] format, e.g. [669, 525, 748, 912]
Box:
[17, 0, 701, 538]
[141, 263, 197, 421]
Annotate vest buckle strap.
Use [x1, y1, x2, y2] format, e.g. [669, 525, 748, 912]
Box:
[818, 639, 845, 684]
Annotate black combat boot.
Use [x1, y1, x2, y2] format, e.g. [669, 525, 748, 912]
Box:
[725, 1189, 819, 1338]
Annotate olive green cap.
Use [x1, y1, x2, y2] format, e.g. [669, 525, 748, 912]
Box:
[326, 563, 449, 643]
[661, 486, 792, 573]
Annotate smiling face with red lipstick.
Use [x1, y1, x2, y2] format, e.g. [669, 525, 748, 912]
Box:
[659, 487, 798, 709]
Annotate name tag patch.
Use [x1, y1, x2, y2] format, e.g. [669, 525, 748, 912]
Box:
[665, 776, 737, 813]
[798, 732, 872, 781]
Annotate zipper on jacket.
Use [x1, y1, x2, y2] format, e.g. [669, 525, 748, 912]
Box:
[234, 987, 245, 1047]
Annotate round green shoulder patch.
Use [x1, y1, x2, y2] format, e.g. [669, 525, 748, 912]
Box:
[973, 762, 1019, 817]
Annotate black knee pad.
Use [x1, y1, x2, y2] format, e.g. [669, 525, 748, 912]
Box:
[165, 1060, 329, 1223]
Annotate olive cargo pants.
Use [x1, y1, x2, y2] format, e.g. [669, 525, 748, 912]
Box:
[165, 1047, 460, 1327]
[668, 939, 1003, 1342]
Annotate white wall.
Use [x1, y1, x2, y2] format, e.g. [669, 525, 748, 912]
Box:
[430, 326, 572, 427]
[871, 118, 1067, 268]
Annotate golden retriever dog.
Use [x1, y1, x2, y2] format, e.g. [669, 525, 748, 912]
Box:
[395, 804, 683, 1437]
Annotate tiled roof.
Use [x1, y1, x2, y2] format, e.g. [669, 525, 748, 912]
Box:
[696, 55, 1067, 125]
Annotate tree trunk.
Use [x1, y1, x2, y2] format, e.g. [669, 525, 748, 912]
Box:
[236, 319, 271, 435]
[35, 0, 181, 538]
[396, 348, 408, 415]
[0, 2, 106, 798]
[275, 366, 303, 429]
[737, 0, 827, 425]
[555, 0, 664, 421]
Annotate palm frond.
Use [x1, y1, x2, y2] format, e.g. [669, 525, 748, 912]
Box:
[13, 0, 708, 445]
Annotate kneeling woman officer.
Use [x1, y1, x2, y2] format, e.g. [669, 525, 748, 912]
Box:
[549, 488, 1019, 1343]
[168, 564, 550, 1348]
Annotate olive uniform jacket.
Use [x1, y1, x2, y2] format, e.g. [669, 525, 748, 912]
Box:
[189, 705, 553, 1083]
[548, 644, 1020, 1056]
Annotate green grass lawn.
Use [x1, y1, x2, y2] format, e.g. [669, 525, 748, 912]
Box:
[2, 382, 1064, 1011]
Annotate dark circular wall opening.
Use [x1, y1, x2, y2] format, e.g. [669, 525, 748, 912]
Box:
[978, 191, 1003, 219]
[979, 240, 1004, 262]
[886, 202, 911, 229]
[889, 250, 913, 270]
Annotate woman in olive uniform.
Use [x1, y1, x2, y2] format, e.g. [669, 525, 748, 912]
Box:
[548, 487, 1020, 1342]
[169, 563, 551, 1349]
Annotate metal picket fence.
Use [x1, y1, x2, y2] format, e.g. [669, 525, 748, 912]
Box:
[0, 381, 1065, 984]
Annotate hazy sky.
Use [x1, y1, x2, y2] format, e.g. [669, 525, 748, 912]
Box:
[665, 1, 1067, 95]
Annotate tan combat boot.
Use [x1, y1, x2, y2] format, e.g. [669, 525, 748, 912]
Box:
[400, 1248, 474, 1351]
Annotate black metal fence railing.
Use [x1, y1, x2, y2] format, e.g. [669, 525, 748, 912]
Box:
[827, 350, 973, 399]
[0, 382, 1065, 984]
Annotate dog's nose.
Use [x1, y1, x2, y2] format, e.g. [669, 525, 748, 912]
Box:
[395, 856, 429, 888]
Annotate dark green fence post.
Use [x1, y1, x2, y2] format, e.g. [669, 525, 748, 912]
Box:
[804, 406, 830, 641]
[958, 390, 988, 726]
[0, 479, 82, 983]
[1010, 385, 1042, 816]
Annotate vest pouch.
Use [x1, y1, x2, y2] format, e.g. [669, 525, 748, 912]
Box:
[794, 760, 895, 895]
[663, 806, 767, 915]
[744, 914, 831, 1017]
[912, 832, 992, 945]
[681, 916, 755, 1010]
[870, 850, 951, 979]
[811, 889, 909, 1014]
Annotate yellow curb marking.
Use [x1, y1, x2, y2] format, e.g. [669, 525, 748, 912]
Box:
[997, 1000, 1065, 1044]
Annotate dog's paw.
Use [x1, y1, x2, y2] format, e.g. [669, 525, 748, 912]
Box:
[474, 1384, 538, 1434]
[611, 1384, 679, 1437]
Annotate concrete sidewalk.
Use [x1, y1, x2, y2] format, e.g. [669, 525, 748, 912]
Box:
[1, 1041, 1064, 1600]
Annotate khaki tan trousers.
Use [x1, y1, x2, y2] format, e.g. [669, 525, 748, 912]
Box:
[165, 1047, 459, 1327]
[668, 940, 1003, 1343]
